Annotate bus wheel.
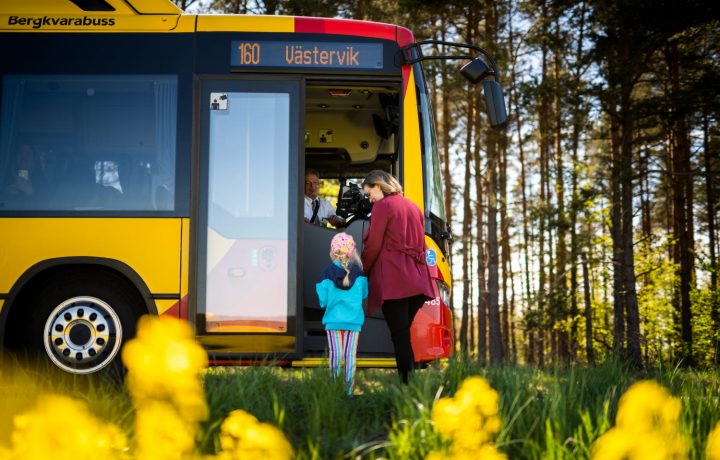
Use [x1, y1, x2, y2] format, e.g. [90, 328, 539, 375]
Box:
[42, 296, 124, 374]
[29, 276, 140, 375]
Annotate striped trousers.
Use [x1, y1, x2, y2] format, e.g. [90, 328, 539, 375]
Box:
[326, 329, 360, 395]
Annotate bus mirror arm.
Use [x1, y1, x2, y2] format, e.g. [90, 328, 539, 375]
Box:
[399, 40, 508, 129]
[439, 231, 453, 243]
[441, 222, 453, 244]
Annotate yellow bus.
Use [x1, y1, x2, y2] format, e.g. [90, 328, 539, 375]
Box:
[0, 0, 506, 374]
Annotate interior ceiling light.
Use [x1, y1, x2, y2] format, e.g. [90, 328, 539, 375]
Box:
[328, 89, 352, 97]
[318, 103, 329, 108]
[353, 104, 363, 109]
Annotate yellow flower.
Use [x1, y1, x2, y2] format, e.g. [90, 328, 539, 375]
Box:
[708, 422, 720, 460]
[454, 377, 500, 420]
[0, 394, 127, 460]
[134, 401, 196, 460]
[122, 315, 208, 421]
[429, 376, 506, 460]
[123, 316, 209, 460]
[592, 380, 689, 460]
[426, 444, 506, 460]
[615, 381, 681, 436]
[424, 452, 446, 460]
[432, 398, 465, 437]
[216, 409, 294, 460]
[432, 376, 502, 445]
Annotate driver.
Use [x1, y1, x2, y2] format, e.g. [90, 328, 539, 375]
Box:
[304, 168, 344, 227]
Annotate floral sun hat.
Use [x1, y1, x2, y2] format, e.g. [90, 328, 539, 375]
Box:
[330, 232, 356, 263]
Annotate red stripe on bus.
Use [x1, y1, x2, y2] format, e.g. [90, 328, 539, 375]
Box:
[159, 294, 188, 320]
[397, 26, 414, 46]
[294, 17, 396, 41]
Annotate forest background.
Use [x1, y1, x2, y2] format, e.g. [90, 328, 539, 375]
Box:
[178, 0, 720, 369]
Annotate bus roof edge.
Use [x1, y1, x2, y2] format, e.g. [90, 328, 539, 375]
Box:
[0, 0, 181, 15]
[123, 0, 182, 15]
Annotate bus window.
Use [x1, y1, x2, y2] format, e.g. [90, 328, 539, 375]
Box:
[0, 74, 177, 212]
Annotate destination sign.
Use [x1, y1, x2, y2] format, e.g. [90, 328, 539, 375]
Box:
[231, 41, 384, 70]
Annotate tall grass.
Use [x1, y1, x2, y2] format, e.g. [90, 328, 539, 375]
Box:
[2, 357, 718, 459]
[198, 358, 720, 459]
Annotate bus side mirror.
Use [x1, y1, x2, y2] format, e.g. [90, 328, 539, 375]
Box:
[460, 58, 508, 129]
[483, 80, 508, 129]
[459, 58, 492, 83]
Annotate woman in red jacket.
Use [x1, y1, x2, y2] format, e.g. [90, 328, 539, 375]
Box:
[361, 170, 435, 384]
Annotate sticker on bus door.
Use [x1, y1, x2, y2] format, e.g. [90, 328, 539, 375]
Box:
[210, 93, 228, 110]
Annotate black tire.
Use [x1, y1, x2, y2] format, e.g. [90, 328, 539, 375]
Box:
[27, 271, 141, 375]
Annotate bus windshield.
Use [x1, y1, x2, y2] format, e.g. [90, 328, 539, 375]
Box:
[415, 65, 446, 222]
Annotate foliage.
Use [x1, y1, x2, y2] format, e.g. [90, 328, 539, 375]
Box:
[690, 287, 720, 368]
[635, 235, 680, 362]
[2, 345, 720, 459]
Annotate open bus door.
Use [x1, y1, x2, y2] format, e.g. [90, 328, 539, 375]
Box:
[194, 77, 304, 361]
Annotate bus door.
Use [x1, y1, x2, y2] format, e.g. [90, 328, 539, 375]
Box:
[195, 77, 303, 358]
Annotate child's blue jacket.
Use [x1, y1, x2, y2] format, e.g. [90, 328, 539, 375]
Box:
[315, 261, 368, 331]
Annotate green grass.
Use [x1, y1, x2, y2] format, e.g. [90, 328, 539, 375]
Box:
[1, 358, 719, 459]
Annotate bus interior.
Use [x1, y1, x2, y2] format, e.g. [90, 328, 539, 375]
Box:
[301, 81, 401, 358]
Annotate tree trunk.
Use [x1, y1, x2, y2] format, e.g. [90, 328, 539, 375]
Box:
[508, 0, 533, 365]
[460, 83, 475, 353]
[500, 117, 511, 359]
[536, 0, 550, 367]
[469, 252, 475, 352]
[582, 250, 595, 365]
[485, 0, 503, 365]
[552, 12, 569, 365]
[609, 103, 626, 357]
[704, 111, 719, 365]
[666, 43, 694, 364]
[567, 0, 587, 363]
[619, 82, 642, 368]
[487, 134, 503, 364]
[475, 92, 488, 363]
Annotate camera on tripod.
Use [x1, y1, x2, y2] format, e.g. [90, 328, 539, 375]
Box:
[336, 182, 372, 222]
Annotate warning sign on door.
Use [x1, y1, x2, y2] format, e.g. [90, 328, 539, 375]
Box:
[319, 129, 333, 143]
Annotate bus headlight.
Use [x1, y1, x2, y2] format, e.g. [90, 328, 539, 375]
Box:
[436, 280, 451, 307]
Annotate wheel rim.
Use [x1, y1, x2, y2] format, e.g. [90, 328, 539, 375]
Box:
[42, 296, 123, 374]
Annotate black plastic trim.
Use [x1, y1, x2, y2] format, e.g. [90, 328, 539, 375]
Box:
[69, 0, 115, 11]
[151, 293, 181, 299]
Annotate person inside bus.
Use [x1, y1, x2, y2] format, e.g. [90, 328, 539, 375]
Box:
[360, 170, 434, 384]
[3, 142, 41, 199]
[304, 168, 344, 227]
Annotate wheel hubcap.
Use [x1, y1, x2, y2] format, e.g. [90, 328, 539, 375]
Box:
[43, 296, 123, 374]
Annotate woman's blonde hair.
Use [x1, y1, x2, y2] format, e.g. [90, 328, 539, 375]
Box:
[362, 170, 403, 196]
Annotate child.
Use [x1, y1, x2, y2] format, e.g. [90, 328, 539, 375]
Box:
[316, 232, 368, 396]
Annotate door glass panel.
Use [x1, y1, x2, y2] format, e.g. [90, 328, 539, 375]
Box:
[205, 92, 290, 333]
